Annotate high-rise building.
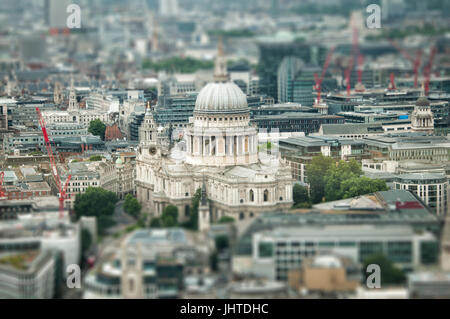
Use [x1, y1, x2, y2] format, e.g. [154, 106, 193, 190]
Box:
[277, 57, 303, 103]
[159, 0, 178, 16]
[258, 39, 326, 101]
[45, 0, 72, 29]
[381, 0, 406, 21]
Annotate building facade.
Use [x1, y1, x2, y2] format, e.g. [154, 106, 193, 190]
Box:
[136, 42, 293, 224]
[394, 173, 449, 216]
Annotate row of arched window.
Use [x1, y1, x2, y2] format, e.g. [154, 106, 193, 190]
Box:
[249, 189, 269, 202]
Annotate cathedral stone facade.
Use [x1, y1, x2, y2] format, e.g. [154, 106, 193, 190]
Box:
[135, 41, 293, 225]
[411, 94, 434, 134]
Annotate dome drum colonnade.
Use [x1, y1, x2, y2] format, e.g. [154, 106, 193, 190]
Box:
[185, 39, 258, 167]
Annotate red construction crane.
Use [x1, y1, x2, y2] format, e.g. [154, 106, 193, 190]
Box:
[388, 72, 396, 90]
[424, 47, 437, 96]
[0, 171, 5, 199]
[389, 39, 422, 89]
[36, 107, 71, 218]
[314, 46, 335, 103]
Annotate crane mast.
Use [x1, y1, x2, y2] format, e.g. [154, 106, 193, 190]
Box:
[36, 107, 72, 218]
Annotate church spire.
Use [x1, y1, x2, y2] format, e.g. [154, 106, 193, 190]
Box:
[213, 36, 229, 83]
[68, 75, 78, 111]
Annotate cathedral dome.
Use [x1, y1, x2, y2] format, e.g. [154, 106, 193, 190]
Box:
[194, 82, 248, 114]
[416, 96, 430, 107]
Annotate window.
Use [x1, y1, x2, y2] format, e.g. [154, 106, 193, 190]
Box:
[259, 242, 273, 258]
[263, 189, 269, 202]
[250, 189, 254, 202]
[129, 278, 134, 292]
[420, 241, 438, 264]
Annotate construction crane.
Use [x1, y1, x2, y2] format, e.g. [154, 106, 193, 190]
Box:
[424, 46, 437, 96]
[36, 107, 71, 218]
[389, 39, 422, 89]
[0, 171, 5, 200]
[388, 72, 396, 91]
[314, 46, 335, 103]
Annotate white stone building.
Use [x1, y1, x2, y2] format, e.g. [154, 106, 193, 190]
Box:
[411, 94, 434, 134]
[136, 41, 293, 226]
[42, 84, 110, 127]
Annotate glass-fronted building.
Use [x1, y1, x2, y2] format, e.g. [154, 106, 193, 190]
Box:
[394, 173, 449, 216]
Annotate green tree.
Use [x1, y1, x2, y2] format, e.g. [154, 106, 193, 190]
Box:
[149, 217, 162, 228]
[137, 213, 148, 228]
[161, 205, 179, 227]
[218, 216, 235, 224]
[210, 250, 219, 272]
[340, 176, 389, 199]
[74, 187, 118, 235]
[88, 119, 106, 140]
[142, 57, 213, 73]
[162, 215, 176, 227]
[293, 202, 313, 209]
[324, 159, 362, 201]
[89, 155, 103, 161]
[293, 184, 310, 206]
[305, 154, 334, 203]
[363, 253, 406, 285]
[215, 235, 229, 252]
[182, 188, 202, 231]
[123, 194, 142, 218]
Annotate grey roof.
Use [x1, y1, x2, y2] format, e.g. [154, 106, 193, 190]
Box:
[395, 172, 447, 181]
[321, 123, 383, 135]
[263, 224, 430, 239]
[416, 96, 431, 107]
[234, 190, 438, 256]
[128, 228, 187, 245]
[281, 136, 363, 148]
[255, 112, 342, 120]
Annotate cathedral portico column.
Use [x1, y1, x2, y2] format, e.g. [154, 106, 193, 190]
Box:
[230, 136, 234, 156]
[202, 136, 206, 156]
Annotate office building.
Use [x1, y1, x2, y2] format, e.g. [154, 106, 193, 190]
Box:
[394, 173, 449, 216]
[0, 250, 57, 299]
[251, 112, 344, 134]
[83, 228, 209, 299]
[233, 190, 440, 280]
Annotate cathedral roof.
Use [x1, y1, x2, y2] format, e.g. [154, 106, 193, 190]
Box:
[416, 96, 430, 107]
[194, 37, 249, 115]
[194, 81, 248, 114]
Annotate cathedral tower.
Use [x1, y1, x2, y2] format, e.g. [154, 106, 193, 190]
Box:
[198, 182, 210, 232]
[138, 103, 161, 159]
[68, 77, 78, 112]
[411, 84, 434, 134]
[120, 241, 144, 299]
